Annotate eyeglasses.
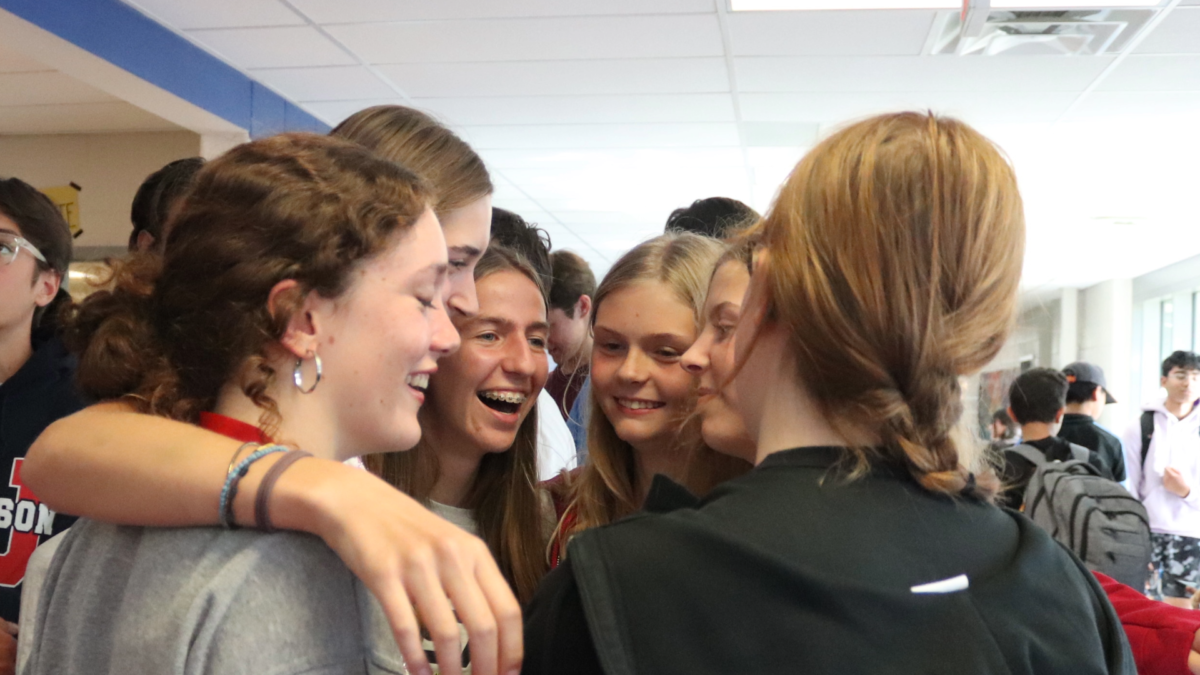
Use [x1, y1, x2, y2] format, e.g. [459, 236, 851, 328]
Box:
[0, 231, 47, 266]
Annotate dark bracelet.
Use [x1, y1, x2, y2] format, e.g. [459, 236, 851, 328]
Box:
[254, 450, 313, 532]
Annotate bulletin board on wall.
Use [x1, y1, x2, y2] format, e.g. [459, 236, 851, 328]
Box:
[977, 368, 1021, 439]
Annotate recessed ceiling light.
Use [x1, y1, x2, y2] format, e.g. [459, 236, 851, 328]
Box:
[730, 0, 1162, 9]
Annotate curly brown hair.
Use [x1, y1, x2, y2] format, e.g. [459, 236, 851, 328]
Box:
[65, 133, 432, 437]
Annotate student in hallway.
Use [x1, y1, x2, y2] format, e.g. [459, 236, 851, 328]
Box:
[1123, 350, 1200, 608]
[127, 157, 204, 253]
[545, 250, 595, 420]
[523, 112, 1133, 675]
[1059, 361, 1125, 481]
[489, 208, 575, 479]
[999, 367, 1112, 510]
[987, 408, 1019, 453]
[0, 179, 82, 637]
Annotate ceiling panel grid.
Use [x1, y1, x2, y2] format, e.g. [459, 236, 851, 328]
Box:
[113, 0, 1200, 285]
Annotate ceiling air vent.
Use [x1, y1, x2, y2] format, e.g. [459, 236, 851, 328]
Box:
[925, 8, 1158, 56]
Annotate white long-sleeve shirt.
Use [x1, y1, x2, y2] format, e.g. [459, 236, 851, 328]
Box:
[1122, 399, 1200, 537]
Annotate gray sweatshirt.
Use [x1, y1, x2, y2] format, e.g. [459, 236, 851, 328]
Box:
[21, 519, 407, 675]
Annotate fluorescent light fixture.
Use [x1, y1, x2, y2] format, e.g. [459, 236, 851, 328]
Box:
[731, 0, 1161, 9]
[731, 1, 956, 8]
[991, 0, 1161, 6]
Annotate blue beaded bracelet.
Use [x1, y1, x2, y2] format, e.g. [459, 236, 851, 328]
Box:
[219, 444, 288, 529]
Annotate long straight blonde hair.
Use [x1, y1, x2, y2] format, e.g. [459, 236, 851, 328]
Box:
[331, 105, 492, 216]
[559, 233, 751, 539]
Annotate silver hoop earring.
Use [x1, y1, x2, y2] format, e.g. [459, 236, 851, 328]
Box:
[293, 352, 322, 394]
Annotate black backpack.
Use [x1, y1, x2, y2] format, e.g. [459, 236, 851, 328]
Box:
[1140, 411, 1155, 467]
[1012, 443, 1152, 590]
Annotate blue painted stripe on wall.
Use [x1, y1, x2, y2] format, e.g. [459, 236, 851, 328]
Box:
[0, 0, 330, 137]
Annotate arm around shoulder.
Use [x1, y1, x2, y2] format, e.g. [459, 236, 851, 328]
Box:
[23, 401, 243, 526]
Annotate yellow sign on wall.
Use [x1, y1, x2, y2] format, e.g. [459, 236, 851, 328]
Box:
[40, 183, 82, 237]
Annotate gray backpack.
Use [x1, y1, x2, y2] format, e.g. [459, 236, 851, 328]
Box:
[1012, 443, 1151, 590]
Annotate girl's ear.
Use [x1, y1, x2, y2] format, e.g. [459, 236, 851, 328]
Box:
[269, 279, 321, 359]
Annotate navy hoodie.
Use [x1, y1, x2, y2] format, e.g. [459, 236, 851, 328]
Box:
[0, 335, 82, 621]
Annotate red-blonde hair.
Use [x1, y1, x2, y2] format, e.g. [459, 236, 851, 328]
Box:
[752, 111, 1024, 499]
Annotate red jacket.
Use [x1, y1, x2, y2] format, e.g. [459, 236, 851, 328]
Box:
[1096, 572, 1200, 675]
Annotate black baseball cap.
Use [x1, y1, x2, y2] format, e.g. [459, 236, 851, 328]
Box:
[1062, 362, 1116, 404]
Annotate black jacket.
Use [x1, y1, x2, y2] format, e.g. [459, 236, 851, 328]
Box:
[0, 336, 83, 621]
[1058, 414, 1126, 482]
[524, 446, 1133, 675]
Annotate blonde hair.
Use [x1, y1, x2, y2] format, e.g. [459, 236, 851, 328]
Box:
[366, 246, 548, 603]
[560, 233, 750, 539]
[331, 105, 492, 216]
[752, 111, 1024, 499]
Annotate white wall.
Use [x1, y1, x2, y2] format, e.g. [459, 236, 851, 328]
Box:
[0, 130, 201, 256]
[1078, 279, 1134, 431]
[971, 282, 1134, 436]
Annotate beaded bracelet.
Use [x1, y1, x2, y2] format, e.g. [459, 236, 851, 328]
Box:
[219, 444, 288, 529]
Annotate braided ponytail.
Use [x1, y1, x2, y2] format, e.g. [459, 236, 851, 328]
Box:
[758, 112, 1023, 500]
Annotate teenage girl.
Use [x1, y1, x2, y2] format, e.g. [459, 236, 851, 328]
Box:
[25, 133, 467, 673]
[685, 239, 1200, 675]
[523, 112, 1134, 675]
[24, 108, 521, 675]
[369, 245, 554, 606]
[548, 232, 750, 564]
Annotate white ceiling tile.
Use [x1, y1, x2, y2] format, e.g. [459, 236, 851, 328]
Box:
[0, 102, 180, 134]
[301, 99, 407, 125]
[1066, 91, 1200, 118]
[186, 27, 356, 68]
[736, 56, 1114, 93]
[0, 43, 49, 74]
[541, 211, 661, 227]
[491, 198, 547, 215]
[481, 147, 746, 170]
[0, 73, 117, 106]
[122, 0, 304, 29]
[459, 123, 741, 149]
[727, 10, 938, 56]
[376, 59, 730, 97]
[1096, 55, 1200, 91]
[291, 0, 715, 23]
[502, 197, 591, 212]
[327, 15, 724, 64]
[249, 66, 396, 102]
[411, 94, 736, 126]
[739, 91, 1079, 124]
[1135, 7, 1200, 54]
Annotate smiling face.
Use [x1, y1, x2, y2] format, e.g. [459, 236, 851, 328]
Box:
[591, 281, 698, 452]
[438, 194, 492, 318]
[424, 268, 550, 454]
[682, 260, 756, 462]
[313, 208, 457, 456]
